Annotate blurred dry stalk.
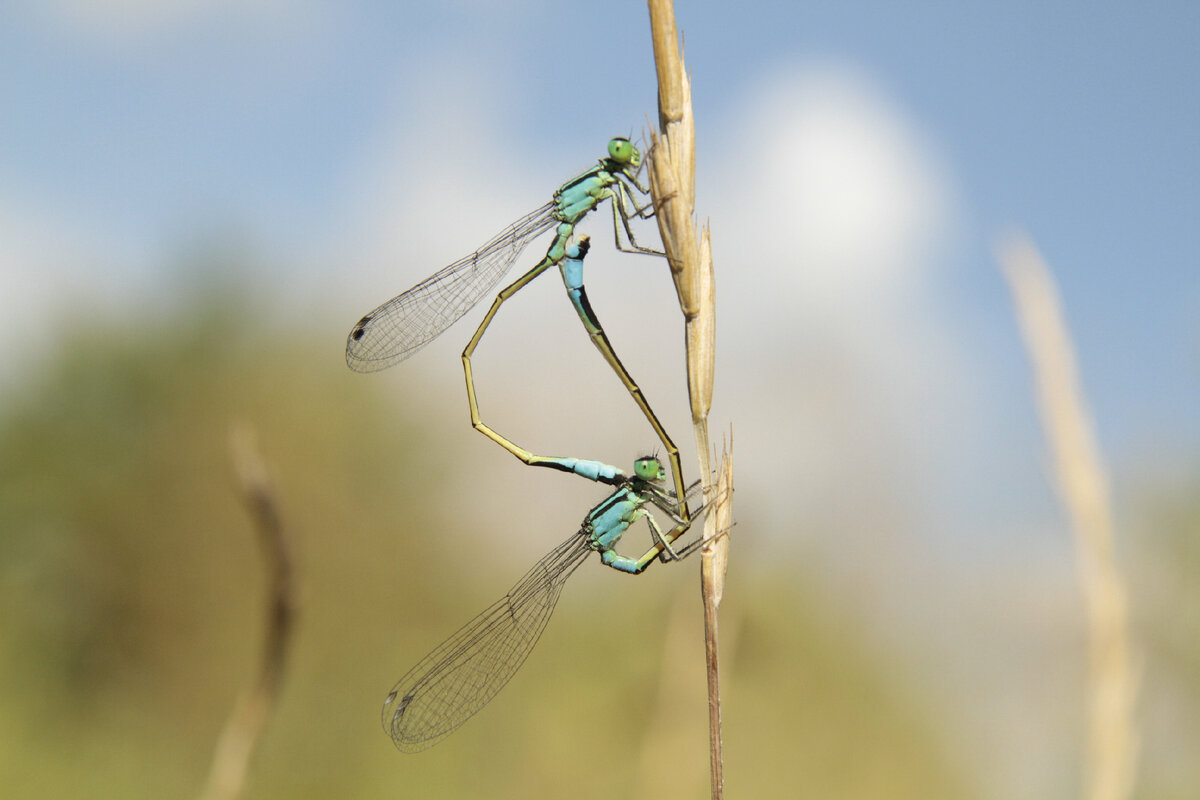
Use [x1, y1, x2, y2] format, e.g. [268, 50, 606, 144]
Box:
[647, 2, 733, 798]
[198, 423, 299, 800]
[998, 233, 1139, 800]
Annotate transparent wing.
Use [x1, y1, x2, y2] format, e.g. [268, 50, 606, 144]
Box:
[382, 532, 593, 753]
[346, 201, 559, 372]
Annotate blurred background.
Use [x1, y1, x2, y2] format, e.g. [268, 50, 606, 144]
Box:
[2, 1, 1198, 798]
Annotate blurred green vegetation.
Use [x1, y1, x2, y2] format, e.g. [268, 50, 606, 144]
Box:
[1133, 482, 1200, 800]
[2, 283, 975, 798]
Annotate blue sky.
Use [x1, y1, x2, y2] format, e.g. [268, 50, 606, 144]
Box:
[2, 3, 1198, 792]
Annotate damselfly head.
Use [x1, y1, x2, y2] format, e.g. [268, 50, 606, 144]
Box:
[607, 137, 640, 168]
[633, 456, 665, 482]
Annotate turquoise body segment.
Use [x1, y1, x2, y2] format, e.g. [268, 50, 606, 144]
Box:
[554, 173, 613, 221]
[586, 487, 642, 547]
[559, 237, 601, 334]
[587, 487, 646, 573]
[554, 457, 623, 482]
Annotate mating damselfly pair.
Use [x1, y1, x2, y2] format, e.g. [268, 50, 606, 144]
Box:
[347, 137, 709, 752]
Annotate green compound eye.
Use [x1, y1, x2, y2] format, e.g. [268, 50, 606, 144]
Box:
[608, 137, 637, 165]
[633, 457, 664, 481]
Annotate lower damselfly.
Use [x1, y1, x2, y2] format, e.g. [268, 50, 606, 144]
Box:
[381, 456, 704, 753]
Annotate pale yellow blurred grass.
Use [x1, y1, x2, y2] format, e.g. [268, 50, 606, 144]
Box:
[999, 232, 1139, 800]
[198, 423, 298, 800]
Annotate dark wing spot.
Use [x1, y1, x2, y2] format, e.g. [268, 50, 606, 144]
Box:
[351, 315, 372, 340]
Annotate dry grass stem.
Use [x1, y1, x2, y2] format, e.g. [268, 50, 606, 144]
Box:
[199, 422, 299, 800]
[647, 2, 732, 798]
[699, 446, 733, 796]
[998, 232, 1139, 800]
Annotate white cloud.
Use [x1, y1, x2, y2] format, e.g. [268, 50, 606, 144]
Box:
[717, 62, 952, 334]
[706, 62, 968, 544]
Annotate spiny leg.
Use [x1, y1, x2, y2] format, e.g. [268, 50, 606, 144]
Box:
[643, 512, 688, 562]
[656, 525, 716, 563]
[627, 155, 654, 199]
[643, 477, 705, 518]
[636, 508, 729, 569]
[650, 491, 730, 564]
[597, 512, 690, 576]
[622, 175, 659, 220]
[629, 519, 695, 573]
[636, 476, 721, 566]
[609, 181, 664, 256]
